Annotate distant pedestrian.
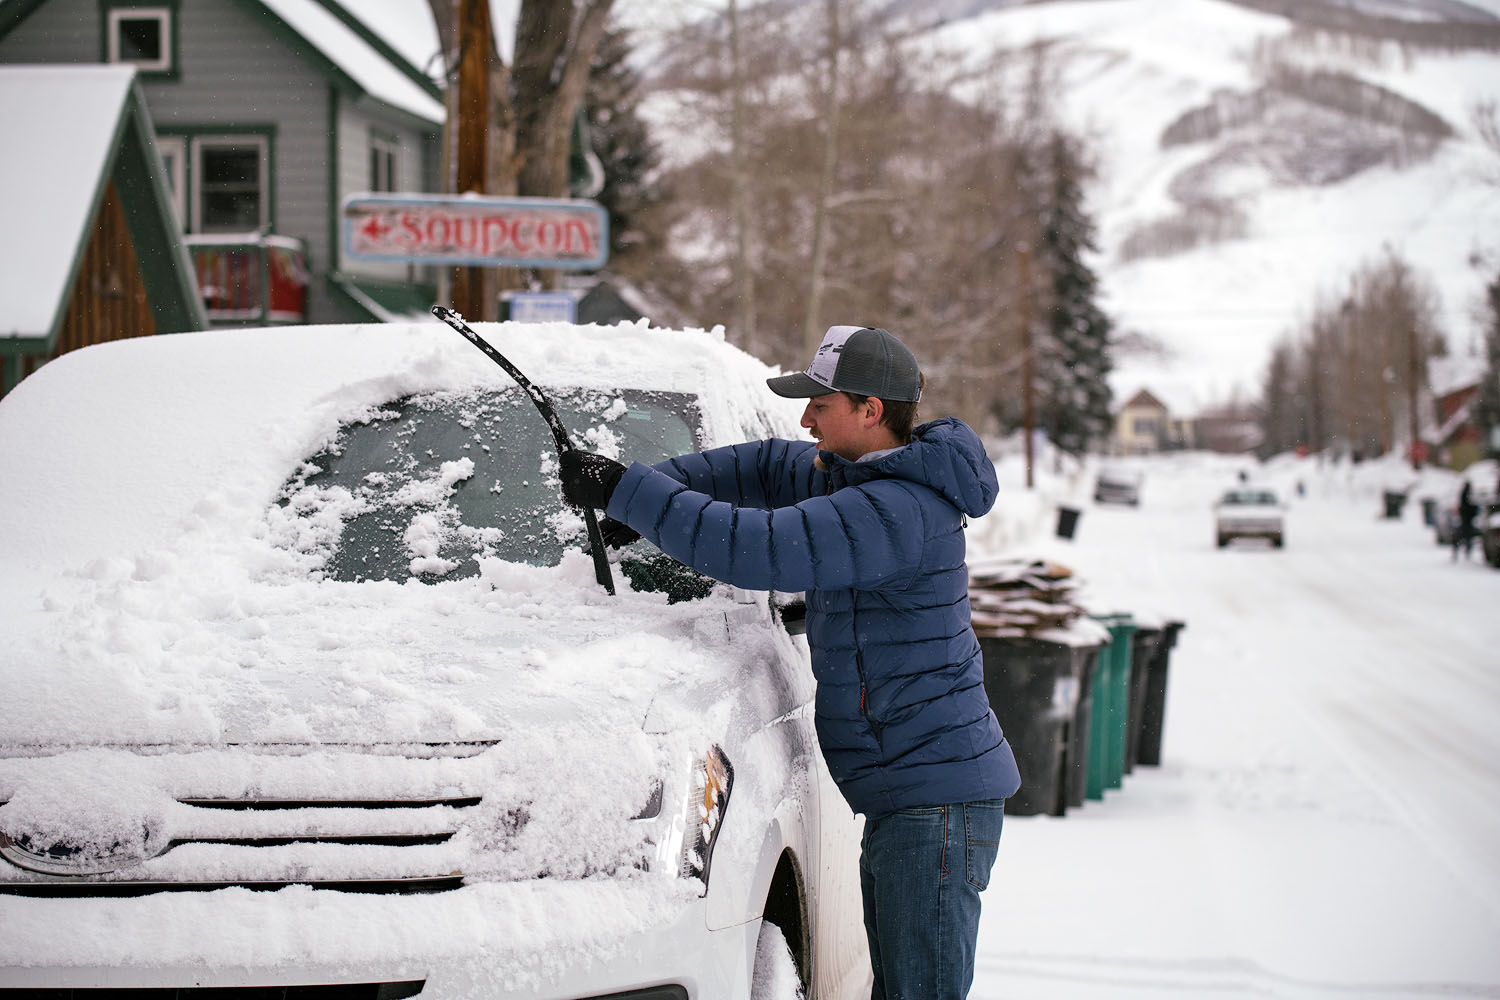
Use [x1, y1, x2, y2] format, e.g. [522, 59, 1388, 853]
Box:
[1453, 482, 1478, 561]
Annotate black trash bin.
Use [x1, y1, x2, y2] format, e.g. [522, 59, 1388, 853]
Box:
[1056, 506, 1082, 540]
[1125, 626, 1163, 774]
[1421, 497, 1437, 527]
[979, 636, 1079, 816]
[1061, 640, 1103, 810]
[1382, 490, 1407, 519]
[1135, 621, 1185, 766]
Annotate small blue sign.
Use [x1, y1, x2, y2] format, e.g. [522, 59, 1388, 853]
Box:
[506, 291, 577, 323]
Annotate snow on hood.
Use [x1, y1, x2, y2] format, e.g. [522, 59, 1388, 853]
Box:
[0, 321, 805, 748]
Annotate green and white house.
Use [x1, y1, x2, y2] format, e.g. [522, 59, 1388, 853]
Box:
[0, 0, 446, 330]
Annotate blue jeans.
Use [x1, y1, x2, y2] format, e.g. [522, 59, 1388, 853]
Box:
[860, 799, 1005, 1000]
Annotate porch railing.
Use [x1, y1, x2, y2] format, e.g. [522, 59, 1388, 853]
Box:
[185, 234, 310, 326]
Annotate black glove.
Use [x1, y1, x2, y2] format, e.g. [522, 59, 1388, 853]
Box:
[559, 450, 626, 510]
[598, 515, 642, 549]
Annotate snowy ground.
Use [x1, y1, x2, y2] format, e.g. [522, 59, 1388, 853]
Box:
[967, 451, 1500, 999]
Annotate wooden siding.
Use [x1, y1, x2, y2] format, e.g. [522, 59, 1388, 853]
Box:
[17, 178, 156, 384]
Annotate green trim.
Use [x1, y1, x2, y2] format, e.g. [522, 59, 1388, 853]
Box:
[308, 0, 443, 102]
[0, 69, 201, 355]
[359, 94, 445, 136]
[98, 1, 182, 81]
[117, 80, 206, 333]
[223, 0, 367, 102]
[0, 0, 48, 43]
[327, 84, 340, 274]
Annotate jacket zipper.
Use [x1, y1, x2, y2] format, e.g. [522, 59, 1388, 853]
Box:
[856, 650, 882, 746]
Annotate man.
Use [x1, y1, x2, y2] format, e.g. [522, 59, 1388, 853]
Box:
[560, 325, 1021, 999]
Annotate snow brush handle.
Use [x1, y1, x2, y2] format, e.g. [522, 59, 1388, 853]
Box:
[431, 305, 616, 596]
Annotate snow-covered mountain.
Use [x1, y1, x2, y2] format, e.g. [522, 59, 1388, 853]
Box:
[917, 0, 1500, 413]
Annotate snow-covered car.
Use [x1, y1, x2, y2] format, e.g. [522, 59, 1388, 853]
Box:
[0, 322, 868, 999]
[1213, 486, 1286, 548]
[1093, 468, 1142, 506]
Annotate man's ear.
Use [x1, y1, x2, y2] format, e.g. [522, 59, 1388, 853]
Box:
[863, 397, 886, 428]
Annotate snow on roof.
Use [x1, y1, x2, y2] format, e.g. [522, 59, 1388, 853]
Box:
[331, 0, 520, 84]
[260, 0, 443, 123]
[0, 64, 136, 341]
[331, 0, 445, 83]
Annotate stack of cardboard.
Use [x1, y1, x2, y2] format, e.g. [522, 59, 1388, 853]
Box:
[967, 557, 1086, 638]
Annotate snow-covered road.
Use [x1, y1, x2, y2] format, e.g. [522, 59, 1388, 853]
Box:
[971, 454, 1500, 999]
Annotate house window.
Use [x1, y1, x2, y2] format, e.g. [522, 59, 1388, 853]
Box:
[106, 7, 173, 74]
[369, 133, 399, 192]
[1132, 417, 1158, 436]
[192, 136, 269, 233]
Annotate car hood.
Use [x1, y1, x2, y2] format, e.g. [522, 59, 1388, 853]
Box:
[0, 548, 764, 749]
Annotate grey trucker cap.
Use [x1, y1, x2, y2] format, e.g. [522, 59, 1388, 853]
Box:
[766, 325, 922, 402]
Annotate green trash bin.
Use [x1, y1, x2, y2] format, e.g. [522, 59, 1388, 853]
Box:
[1087, 613, 1136, 798]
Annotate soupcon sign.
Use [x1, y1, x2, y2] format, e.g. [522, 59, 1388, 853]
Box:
[342, 194, 608, 270]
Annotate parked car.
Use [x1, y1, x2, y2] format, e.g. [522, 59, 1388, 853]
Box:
[0, 323, 868, 999]
[1093, 467, 1142, 506]
[1214, 486, 1285, 548]
[1479, 491, 1500, 568]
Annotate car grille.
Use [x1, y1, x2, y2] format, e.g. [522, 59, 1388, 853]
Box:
[0, 743, 495, 897]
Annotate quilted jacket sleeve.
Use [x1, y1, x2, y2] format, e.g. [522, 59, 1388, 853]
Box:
[642, 439, 824, 508]
[606, 449, 927, 593]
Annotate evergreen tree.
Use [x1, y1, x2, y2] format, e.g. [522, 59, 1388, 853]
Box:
[1035, 130, 1114, 455]
[584, 25, 671, 277]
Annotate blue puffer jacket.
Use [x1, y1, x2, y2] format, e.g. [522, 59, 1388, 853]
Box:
[605, 417, 1022, 818]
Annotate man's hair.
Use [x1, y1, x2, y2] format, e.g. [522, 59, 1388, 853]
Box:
[846, 373, 924, 443]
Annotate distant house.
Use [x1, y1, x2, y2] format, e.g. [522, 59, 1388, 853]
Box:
[0, 0, 446, 327]
[1430, 381, 1483, 470]
[0, 65, 204, 397]
[1114, 389, 1175, 453]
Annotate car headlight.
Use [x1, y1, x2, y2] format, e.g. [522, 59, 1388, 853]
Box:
[636, 745, 734, 895]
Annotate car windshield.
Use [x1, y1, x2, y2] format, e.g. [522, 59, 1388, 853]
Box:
[272, 385, 698, 582]
[1220, 490, 1277, 505]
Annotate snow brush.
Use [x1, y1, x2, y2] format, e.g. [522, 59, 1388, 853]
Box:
[431, 305, 616, 596]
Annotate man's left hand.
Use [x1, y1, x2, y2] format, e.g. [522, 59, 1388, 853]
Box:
[560, 450, 626, 510]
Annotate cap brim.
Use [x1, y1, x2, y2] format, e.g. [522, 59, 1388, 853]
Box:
[766, 372, 836, 398]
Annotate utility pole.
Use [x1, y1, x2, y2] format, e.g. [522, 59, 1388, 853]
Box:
[1019, 242, 1034, 490]
[1407, 323, 1422, 469]
[451, 0, 491, 320]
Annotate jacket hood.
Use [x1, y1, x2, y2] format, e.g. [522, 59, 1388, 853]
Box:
[825, 417, 998, 517]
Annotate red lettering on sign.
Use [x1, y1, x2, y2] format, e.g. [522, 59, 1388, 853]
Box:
[565, 219, 593, 254]
[347, 198, 604, 266]
[481, 216, 509, 255]
[361, 215, 390, 242]
[401, 213, 422, 248]
[538, 220, 561, 252]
